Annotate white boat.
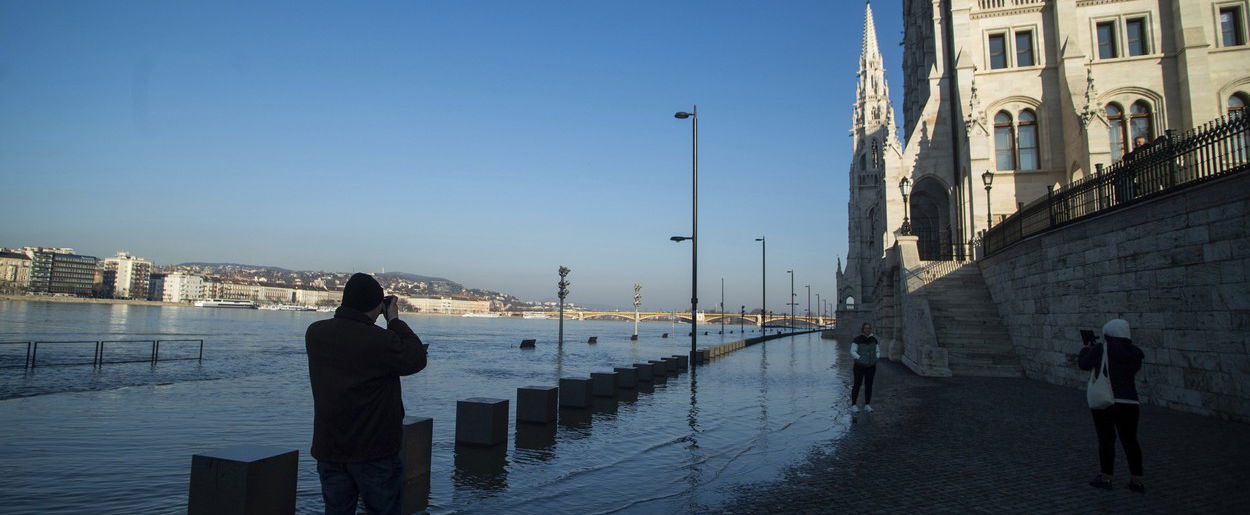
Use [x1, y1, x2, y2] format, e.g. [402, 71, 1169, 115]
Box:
[461, 312, 500, 318]
[522, 312, 549, 320]
[262, 304, 316, 311]
[195, 299, 259, 309]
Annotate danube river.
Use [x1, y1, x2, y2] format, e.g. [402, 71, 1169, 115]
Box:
[0, 300, 851, 514]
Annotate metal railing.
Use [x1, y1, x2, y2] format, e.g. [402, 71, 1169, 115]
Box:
[986, 111, 1249, 256]
[0, 339, 205, 369]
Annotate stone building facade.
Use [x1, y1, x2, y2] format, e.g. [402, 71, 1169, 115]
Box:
[840, 0, 1250, 314]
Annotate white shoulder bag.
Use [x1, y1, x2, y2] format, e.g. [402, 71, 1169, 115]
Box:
[1086, 342, 1115, 409]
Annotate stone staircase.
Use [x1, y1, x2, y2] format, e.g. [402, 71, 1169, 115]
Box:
[920, 263, 1022, 377]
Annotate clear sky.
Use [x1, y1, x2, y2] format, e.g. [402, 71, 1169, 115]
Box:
[0, 0, 905, 311]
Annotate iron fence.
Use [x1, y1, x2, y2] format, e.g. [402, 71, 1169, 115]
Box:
[2, 339, 206, 369]
[985, 111, 1249, 255]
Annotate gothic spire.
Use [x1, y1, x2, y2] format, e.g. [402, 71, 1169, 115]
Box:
[854, 1, 896, 138]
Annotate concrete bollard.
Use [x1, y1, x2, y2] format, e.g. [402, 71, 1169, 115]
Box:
[630, 335, 638, 341]
[520, 339, 536, 349]
[455, 398, 509, 447]
[559, 377, 593, 408]
[661, 333, 668, 338]
[587, 336, 598, 344]
[664, 358, 679, 374]
[613, 367, 638, 388]
[402, 417, 433, 480]
[517, 386, 559, 424]
[671, 355, 688, 369]
[633, 363, 653, 382]
[648, 363, 668, 384]
[591, 372, 617, 397]
[188, 445, 298, 515]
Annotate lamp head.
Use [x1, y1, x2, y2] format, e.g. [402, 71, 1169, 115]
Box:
[898, 176, 912, 196]
[670, 236, 691, 242]
[982, 169, 994, 187]
[674, 112, 692, 119]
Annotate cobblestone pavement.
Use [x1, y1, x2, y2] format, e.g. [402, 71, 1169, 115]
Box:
[718, 358, 1249, 514]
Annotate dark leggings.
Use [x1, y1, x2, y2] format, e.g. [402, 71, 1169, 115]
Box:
[851, 364, 876, 404]
[1091, 403, 1143, 476]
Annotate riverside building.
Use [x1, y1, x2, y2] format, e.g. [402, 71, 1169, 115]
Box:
[101, 252, 155, 299]
[0, 251, 32, 292]
[27, 248, 98, 296]
[161, 272, 205, 303]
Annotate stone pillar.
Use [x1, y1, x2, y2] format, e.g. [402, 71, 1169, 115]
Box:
[591, 372, 617, 397]
[455, 398, 509, 447]
[517, 386, 558, 424]
[613, 367, 638, 388]
[670, 355, 688, 369]
[559, 377, 593, 408]
[188, 445, 298, 515]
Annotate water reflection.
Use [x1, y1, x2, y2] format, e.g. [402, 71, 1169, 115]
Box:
[452, 444, 508, 493]
[590, 396, 617, 415]
[615, 388, 638, 403]
[514, 422, 557, 455]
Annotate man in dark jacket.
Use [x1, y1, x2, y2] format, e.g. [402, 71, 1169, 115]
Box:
[306, 273, 427, 515]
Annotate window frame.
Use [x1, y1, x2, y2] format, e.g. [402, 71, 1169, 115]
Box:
[1129, 101, 1155, 144]
[1230, 92, 1249, 114]
[988, 32, 1009, 70]
[1125, 17, 1149, 56]
[1091, 12, 1158, 61]
[1106, 103, 1129, 162]
[1217, 3, 1248, 47]
[1017, 109, 1040, 171]
[994, 111, 1017, 171]
[983, 25, 1043, 71]
[1095, 20, 1119, 59]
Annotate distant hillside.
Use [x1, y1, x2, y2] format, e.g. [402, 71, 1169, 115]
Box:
[177, 262, 292, 272]
[375, 271, 457, 286]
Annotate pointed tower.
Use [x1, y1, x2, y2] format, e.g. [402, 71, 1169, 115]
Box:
[838, 1, 901, 315]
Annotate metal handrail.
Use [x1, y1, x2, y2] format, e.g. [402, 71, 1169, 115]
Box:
[985, 110, 1249, 256]
[0, 341, 33, 369]
[8, 339, 207, 369]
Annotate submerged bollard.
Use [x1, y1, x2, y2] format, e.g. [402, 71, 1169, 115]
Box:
[188, 445, 298, 515]
[646, 361, 668, 384]
[660, 357, 678, 374]
[613, 367, 638, 388]
[520, 339, 536, 349]
[559, 377, 593, 408]
[402, 417, 433, 479]
[633, 363, 653, 382]
[591, 372, 617, 397]
[587, 336, 598, 344]
[670, 355, 688, 369]
[661, 333, 668, 338]
[630, 335, 638, 341]
[517, 386, 559, 424]
[455, 398, 509, 447]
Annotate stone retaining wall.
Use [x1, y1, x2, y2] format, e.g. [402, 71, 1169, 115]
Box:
[980, 172, 1249, 421]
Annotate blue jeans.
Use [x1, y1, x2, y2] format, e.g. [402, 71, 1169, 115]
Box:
[316, 454, 403, 515]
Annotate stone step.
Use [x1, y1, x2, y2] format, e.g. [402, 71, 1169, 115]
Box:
[948, 362, 1024, 377]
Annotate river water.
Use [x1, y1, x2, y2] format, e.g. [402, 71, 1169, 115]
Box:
[0, 300, 853, 514]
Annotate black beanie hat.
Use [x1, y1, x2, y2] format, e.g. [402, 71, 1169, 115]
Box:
[342, 273, 384, 312]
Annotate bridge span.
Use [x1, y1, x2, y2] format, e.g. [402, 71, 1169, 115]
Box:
[499, 311, 833, 328]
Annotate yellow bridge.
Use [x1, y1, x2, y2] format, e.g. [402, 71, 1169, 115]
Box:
[501, 311, 833, 328]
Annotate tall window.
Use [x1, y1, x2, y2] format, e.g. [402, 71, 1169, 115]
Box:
[1221, 6, 1246, 47]
[1125, 18, 1148, 56]
[860, 153, 866, 172]
[1018, 110, 1039, 170]
[872, 141, 880, 168]
[995, 111, 1016, 170]
[1097, 21, 1119, 59]
[1107, 103, 1128, 161]
[988, 33, 1008, 69]
[1015, 30, 1035, 66]
[1129, 101, 1154, 143]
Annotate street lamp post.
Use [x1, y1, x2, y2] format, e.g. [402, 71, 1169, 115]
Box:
[740, 305, 744, 334]
[805, 284, 810, 328]
[982, 170, 995, 230]
[786, 269, 795, 330]
[632, 283, 641, 341]
[754, 237, 765, 328]
[899, 177, 913, 235]
[558, 266, 571, 346]
[719, 277, 725, 335]
[816, 293, 821, 326]
[674, 106, 698, 369]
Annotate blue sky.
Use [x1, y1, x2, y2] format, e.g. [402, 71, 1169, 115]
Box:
[0, 0, 905, 311]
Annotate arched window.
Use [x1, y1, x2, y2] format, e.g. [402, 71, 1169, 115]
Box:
[994, 111, 1016, 170]
[860, 153, 866, 172]
[1106, 103, 1128, 161]
[1129, 101, 1154, 146]
[1230, 93, 1248, 114]
[872, 141, 881, 168]
[1017, 109, 1039, 170]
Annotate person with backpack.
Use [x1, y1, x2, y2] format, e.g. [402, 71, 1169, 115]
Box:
[1079, 318, 1146, 493]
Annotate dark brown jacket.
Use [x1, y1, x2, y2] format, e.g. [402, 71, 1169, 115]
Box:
[306, 306, 426, 463]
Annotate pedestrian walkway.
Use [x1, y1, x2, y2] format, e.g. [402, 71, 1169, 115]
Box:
[718, 358, 1249, 513]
